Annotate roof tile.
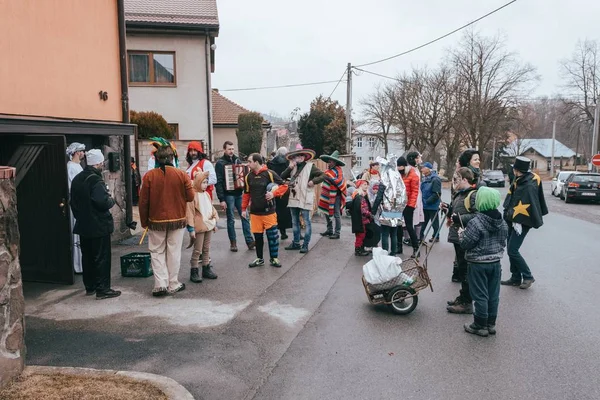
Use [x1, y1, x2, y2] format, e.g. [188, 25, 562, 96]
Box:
[124, 0, 219, 27]
[212, 90, 268, 126]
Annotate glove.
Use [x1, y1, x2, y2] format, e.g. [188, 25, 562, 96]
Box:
[514, 223, 523, 236]
[451, 213, 461, 225]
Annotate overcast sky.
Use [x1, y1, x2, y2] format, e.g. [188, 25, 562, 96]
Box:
[212, 0, 600, 121]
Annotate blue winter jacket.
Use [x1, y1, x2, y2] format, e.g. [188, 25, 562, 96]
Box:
[421, 171, 442, 211]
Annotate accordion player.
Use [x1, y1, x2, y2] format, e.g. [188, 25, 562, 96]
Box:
[225, 164, 249, 191]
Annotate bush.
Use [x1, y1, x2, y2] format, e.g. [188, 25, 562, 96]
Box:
[130, 110, 173, 140]
[236, 112, 264, 156]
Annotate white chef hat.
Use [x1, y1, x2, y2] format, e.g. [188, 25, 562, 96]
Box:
[86, 149, 105, 166]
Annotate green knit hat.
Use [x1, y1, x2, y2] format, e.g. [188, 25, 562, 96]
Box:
[475, 186, 501, 211]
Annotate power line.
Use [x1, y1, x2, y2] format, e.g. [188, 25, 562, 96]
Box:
[353, 67, 399, 81]
[328, 70, 347, 98]
[219, 79, 345, 92]
[355, 0, 518, 68]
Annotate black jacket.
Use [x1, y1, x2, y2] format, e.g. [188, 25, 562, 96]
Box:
[71, 166, 115, 238]
[503, 172, 548, 229]
[215, 154, 244, 201]
[447, 187, 477, 244]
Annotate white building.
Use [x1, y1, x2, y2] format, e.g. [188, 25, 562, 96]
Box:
[352, 133, 405, 175]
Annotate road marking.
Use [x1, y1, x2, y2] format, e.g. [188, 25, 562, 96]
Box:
[257, 301, 310, 327]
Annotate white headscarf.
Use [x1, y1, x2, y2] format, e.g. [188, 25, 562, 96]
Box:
[66, 142, 85, 159]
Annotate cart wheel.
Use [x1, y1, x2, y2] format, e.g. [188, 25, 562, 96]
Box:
[386, 287, 418, 315]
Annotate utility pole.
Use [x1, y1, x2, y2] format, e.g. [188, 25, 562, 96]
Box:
[591, 96, 600, 172]
[345, 62, 352, 154]
[550, 120, 556, 177]
[491, 138, 496, 170]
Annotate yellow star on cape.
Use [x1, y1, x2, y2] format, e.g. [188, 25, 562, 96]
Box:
[532, 173, 541, 186]
[512, 201, 531, 219]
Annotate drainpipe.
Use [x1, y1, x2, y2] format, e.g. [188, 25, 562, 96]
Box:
[117, 0, 136, 230]
[204, 31, 214, 158]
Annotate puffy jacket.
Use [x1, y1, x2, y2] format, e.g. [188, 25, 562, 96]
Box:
[461, 210, 508, 263]
[447, 187, 477, 244]
[70, 166, 115, 238]
[401, 167, 419, 208]
[421, 171, 442, 211]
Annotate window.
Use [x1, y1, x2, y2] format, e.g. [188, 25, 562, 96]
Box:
[128, 51, 176, 85]
[168, 123, 179, 139]
[356, 156, 362, 167]
[368, 137, 376, 148]
[368, 156, 374, 162]
[355, 137, 363, 148]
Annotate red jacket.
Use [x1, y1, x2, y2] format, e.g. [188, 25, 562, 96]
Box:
[401, 167, 420, 208]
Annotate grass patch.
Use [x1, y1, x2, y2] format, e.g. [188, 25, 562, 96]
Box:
[0, 373, 169, 400]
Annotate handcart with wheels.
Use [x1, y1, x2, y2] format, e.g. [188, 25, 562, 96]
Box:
[361, 209, 445, 315]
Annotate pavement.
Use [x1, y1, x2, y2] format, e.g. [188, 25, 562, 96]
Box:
[23, 185, 600, 400]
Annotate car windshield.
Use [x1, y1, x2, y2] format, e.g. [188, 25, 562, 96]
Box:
[573, 175, 600, 183]
[557, 172, 572, 180]
[485, 171, 503, 178]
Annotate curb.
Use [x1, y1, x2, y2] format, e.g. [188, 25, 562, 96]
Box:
[24, 365, 194, 400]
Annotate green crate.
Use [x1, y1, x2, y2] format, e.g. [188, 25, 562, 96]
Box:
[120, 252, 153, 277]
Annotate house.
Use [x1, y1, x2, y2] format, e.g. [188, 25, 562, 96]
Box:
[212, 89, 271, 158]
[124, 0, 219, 171]
[352, 133, 405, 176]
[0, 0, 135, 285]
[503, 138, 578, 172]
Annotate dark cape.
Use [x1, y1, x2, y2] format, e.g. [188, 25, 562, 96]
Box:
[503, 172, 548, 229]
[267, 155, 292, 230]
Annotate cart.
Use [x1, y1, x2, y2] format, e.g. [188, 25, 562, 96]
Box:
[362, 209, 445, 315]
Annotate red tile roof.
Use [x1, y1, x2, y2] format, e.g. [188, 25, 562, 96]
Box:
[124, 0, 219, 27]
[212, 90, 269, 127]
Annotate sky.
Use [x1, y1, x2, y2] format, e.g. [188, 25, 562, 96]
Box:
[211, 0, 600, 121]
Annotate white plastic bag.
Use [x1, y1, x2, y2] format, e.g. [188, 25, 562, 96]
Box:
[362, 247, 403, 284]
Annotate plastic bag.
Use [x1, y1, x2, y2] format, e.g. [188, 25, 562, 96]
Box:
[362, 247, 403, 284]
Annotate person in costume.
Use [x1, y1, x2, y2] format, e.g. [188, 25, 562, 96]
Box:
[139, 137, 195, 297]
[444, 167, 478, 314]
[362, 160, 381, 204]
[186, 171, 219, 283]
[318, 150, 347, 240]
[396, 156, 420, 258]
[186, 141, 217, 199]
[420, 162, 442, 243]
[501, 156, 548, 289]
[242, 153, 288, 268]
[281, 146, 325, 253]
[66, 142, 85, 274]
[350, 179, 373, 256]
[215, 141, 255, 252]
[267, 147, 293, 240]
[70, 149, 121, 299]
[459, 186, 508, 337]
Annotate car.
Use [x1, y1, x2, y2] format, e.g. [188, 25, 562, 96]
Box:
[560, 173, 600, 204]
[551, 171, 579, 197]
[482, 170, 506, 187]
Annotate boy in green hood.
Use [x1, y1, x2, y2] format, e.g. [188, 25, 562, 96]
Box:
[459, 186, 508, 337]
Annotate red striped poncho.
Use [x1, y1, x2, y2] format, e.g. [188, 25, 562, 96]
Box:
[318, 166, 347, 216]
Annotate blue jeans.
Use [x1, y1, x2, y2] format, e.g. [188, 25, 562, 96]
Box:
[468, 262, 501, 321]
[290, 207, 311, 249]
[224, 195, 253, 244]
[380, 225, 398, 254]
[507, 225, 533, 281]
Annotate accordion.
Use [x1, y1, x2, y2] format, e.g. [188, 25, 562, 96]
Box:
[225, 164, 249, 191]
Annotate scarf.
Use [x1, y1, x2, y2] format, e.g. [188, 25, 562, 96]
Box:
[318, 166, 347, 215]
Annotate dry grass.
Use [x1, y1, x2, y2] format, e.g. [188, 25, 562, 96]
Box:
[0, 373, 169, 400]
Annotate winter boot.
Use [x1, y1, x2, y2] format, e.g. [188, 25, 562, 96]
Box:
[190, 267, 202, 283]
[320, 230, 333, 237]
[464, 316, 489, 337]
[355, 246, 369, 256]
[230, 240, 238, 252]
[447, 300, 473, 314]
[488, 316, 497, 335]
[202, 265, 218, 279]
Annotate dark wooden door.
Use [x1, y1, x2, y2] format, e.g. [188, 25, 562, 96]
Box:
[9, 135, 73, 284]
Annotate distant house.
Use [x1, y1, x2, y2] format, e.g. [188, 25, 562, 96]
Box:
[351, 133, 404, 175]
[212, 89, 271, 158]
[503, 138, 578, 172]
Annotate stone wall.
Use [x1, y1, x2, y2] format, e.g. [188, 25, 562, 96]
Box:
[0, 167, 25, 387]
[104, 136, 129, 241]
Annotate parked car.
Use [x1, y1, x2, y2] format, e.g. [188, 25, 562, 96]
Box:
[560, 173, 600, 203]
[551, 171, 579, 197]
[482, 170, 506, 187]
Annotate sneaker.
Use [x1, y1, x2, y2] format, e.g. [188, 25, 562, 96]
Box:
[487, 325, 497, 335]
[168, 283, 186, 294]
[270, 258, 282, 268]
[96, 289, 121, 300]
[402, 238, 411, 246]
[152, 287, 168, 297]
[249, 258, 265, 268]
[501, 279, 521, 286]
[285, 243, 301, 250]
[519, 278, 535, 289]
[446, 301, 473, 314]
[464, 322, 489, 337]
[280, 234, 288, 240]
[299, 247, 309, 253]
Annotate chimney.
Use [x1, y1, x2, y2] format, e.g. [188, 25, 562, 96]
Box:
[213, 88, 219, 93]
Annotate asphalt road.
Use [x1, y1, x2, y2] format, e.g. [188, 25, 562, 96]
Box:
[24, 184, 600, 400]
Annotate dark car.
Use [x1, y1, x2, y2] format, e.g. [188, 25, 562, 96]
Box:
[483, 170, 506, 187]
[561, 173, 600, 204]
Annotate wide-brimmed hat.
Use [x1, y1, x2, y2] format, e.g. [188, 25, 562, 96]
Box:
[286, 145, 315, 161]
[513, 156, 531, 173]
[320, 150, 345, 166]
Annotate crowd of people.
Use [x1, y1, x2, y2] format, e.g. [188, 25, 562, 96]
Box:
[66, 139, 547, 337]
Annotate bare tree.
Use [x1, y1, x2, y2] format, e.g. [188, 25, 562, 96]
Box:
[359, 84, 398, 155]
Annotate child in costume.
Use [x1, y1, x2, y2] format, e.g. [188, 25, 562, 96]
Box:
[350, 179, 373, 256]
[186, 171, 219, 283]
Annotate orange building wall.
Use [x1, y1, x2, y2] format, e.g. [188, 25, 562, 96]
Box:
[0, 0, 122, 122]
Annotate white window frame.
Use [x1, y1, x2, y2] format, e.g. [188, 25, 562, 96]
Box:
[356, 156, 362, 167]
[355, 137, 363, 148]
[368, 137, 376, 148]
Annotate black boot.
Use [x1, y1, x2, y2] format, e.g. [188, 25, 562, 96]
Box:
[202, 265, 218, 279]
[355, 246, 369, 256]
[190, 267, 202, 283]
[320, 230, 333, 237]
